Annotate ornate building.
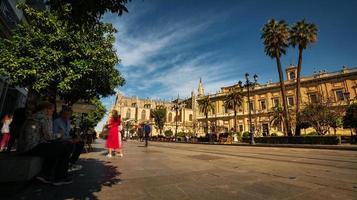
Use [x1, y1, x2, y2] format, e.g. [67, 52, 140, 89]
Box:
[112, 93, 196, 136]
[196, 66, 357, 136]
[110, 66, 356, 137]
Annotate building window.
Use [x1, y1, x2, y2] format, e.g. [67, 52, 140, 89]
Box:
[168, 113, 173, 122]
[272, 98, 280, 107]
[141, 110, 146, 121]
[144, 104, 151, 109]
[239, 124, 244, 132]
[126, 109, 131, 119]
[289, 72, 296, 80]
[260, 100, 267, 110]
[189, 114, 193, 121]
[131, 103, 137, 107]
[309, 93, 318, 103]
[335, 89, 345, 101]
[248, 101, 254, 110]
[287, 96, 294, 106]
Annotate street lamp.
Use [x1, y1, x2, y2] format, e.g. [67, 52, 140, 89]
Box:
[172, 96, 186, 140]
[238, 73, 258, 145]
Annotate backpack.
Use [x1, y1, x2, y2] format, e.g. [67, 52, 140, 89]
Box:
[144, 124, 151, 134]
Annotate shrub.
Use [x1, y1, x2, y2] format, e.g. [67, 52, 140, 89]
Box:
[176, 132, 186, 137]
[306, 131, 318, 136]
[242, 131, 250, 138]
[253, 136, 341, 145]
[164, 129, 173, 137]
[270, 133, 278, 136]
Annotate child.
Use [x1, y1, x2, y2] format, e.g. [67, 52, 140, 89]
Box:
[0, 114, 12, 151]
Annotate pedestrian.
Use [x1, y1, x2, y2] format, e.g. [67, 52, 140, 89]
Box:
[143, 122, 151, 147]
[106, 110, 123, 158]
[0, 114, 12, 151]
[6, 107, 27, 152]
[53, 108, 84, 172]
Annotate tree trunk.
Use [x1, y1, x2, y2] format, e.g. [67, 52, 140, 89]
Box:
[295, 47, 303, 136]
[234, 109, 237, 132]
[206, 112, 209, 135]
[276, 56, 292, 136]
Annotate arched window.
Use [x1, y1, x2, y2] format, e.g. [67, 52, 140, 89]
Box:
[126, 108, 131, 119]
[168, 113, 173, 122]
[289, 72, 296, 80]
[189, 114, 193, 121]
[141, 110, 146, 120]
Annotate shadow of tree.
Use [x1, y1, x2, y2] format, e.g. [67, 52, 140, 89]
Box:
[7, 158, 122, 200]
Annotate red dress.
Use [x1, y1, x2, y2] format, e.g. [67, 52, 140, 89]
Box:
[106, 118, 122, 149]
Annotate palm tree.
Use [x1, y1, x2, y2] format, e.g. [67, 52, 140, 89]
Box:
[262, 19, 292, 136]
[270, 105, 284, 132]
[224, 88, 243, 132]
[198, 96, 215, 135]
[290, 20, 318, 136]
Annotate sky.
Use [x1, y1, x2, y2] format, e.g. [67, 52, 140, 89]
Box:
[95, 0, 357, 131]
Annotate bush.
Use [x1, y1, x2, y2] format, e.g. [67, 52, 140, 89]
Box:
[252, 136, 341, 145]
[176, 132, 186, 137]
[164, 130, 173, 137]
[270, 133, 278, 136]
[242, 131, 250, 138]
[306, 131, 318, 136]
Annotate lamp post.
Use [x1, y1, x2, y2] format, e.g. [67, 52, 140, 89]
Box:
[172, 96, 186, 140]
[238, 73, 258, 145]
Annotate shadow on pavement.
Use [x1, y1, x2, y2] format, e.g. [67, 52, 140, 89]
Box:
[4, 158, 122, 200]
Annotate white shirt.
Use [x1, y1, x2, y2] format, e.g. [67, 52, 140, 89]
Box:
[1, 119, 11, 133]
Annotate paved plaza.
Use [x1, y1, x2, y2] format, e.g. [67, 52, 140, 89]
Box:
[5, 140, 357, 200]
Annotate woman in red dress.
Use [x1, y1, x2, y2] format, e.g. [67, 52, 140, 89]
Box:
[106, 110, 123, 158]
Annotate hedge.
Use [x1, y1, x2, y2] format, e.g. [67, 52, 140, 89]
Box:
[245, 136, 341, 145]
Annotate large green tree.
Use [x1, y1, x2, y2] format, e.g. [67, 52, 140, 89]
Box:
[343, 103, 357, 135]
[42, 0, 130, 25]
[198, 96, 215, 135]
[262, 19, 292, 136]
[0, 5, 125, 106]
[290, 20, 318, 136]
[224, 88, 243, 132]
[81, 98, 107, 129]
[150, 106, 167, 135]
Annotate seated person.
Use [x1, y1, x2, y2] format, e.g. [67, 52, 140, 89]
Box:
[17, 101, 72, 186]
[53, 108, 84, 172]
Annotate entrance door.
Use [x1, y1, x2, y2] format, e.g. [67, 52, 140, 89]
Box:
[262, 123, 269, 136]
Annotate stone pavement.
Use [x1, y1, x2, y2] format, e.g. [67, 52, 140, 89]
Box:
[3, 140, 357, 200]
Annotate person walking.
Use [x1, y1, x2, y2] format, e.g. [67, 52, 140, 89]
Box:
[0, 114, 12, 151]
[106, 110, 123, 158]
[143, 122, 151, 147]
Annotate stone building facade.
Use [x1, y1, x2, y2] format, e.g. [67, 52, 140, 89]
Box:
[111, 66, 357, 137]
[196, 66, 357, 136]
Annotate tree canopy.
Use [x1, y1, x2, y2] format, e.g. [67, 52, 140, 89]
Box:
[42, 0, 130, 25]
[150, 106, 167, 135]
[343, 103, 357, 134]
[81, 98, 107, 129]
[0, 4, 125, 105]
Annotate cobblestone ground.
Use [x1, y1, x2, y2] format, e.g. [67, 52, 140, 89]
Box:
[6, 140, 357, 200]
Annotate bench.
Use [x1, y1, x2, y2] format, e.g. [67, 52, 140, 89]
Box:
[0, 153, 43, 182]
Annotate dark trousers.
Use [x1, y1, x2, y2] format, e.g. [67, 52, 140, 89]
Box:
[61, 140, 84, 165]
[27, 141, 71, 180]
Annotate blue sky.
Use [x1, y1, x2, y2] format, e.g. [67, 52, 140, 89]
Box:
[95, 0, 357, 131]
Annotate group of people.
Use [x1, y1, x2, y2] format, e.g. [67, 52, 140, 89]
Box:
[1, 101, 85, 186]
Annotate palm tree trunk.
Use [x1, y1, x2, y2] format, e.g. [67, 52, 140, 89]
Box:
[234, 108, 237, 132]
[276, 56, 292, 136]
[206, 112, 209, 135]
[295, 47, 303, 136]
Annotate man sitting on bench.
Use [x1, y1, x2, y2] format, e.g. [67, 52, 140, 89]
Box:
[53, 108, 84, 172]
